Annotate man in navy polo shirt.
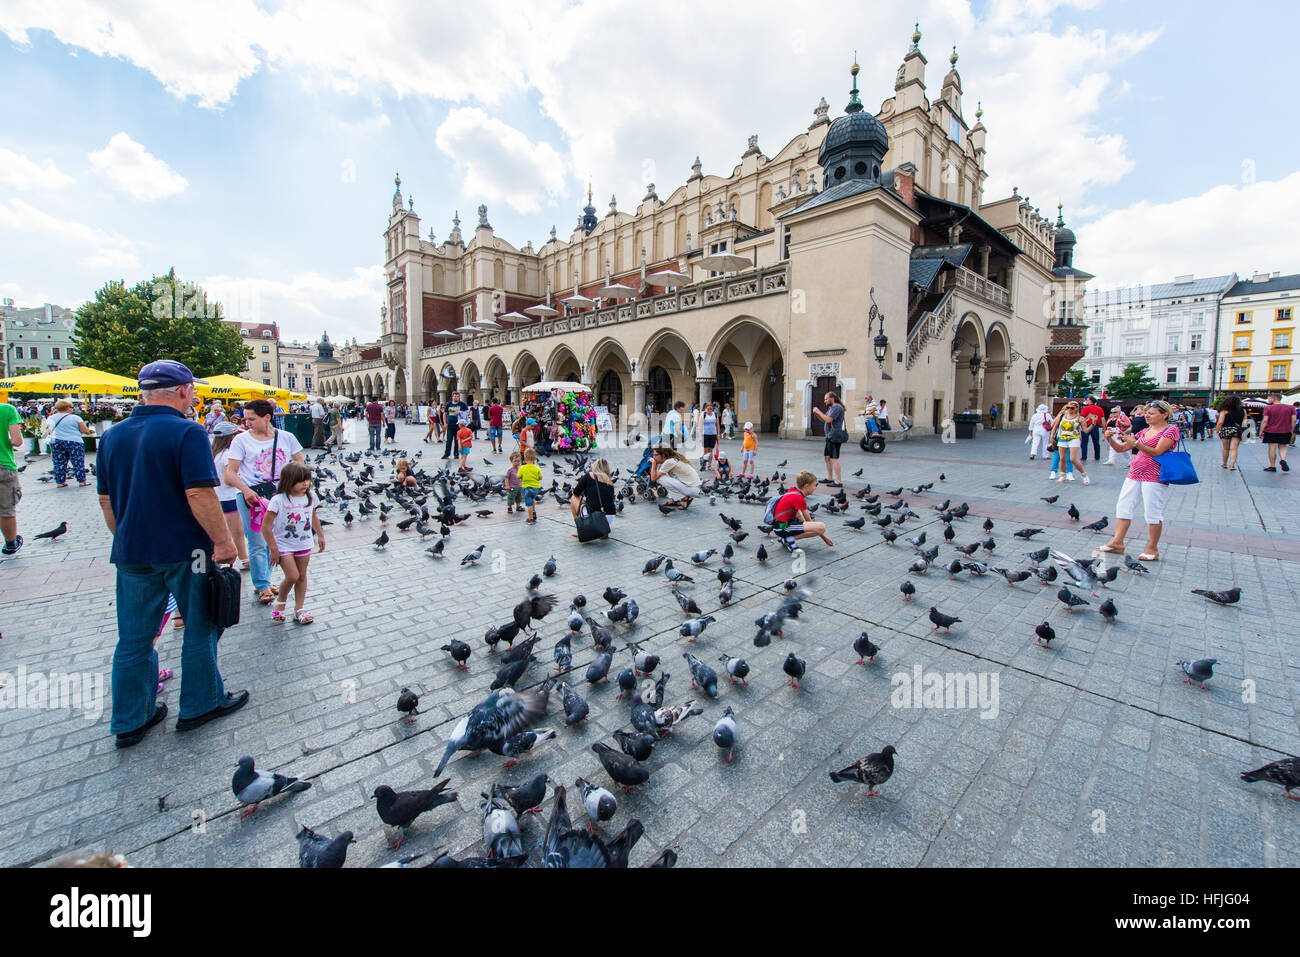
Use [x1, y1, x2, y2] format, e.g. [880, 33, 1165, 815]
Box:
[97, 360, 248, 748]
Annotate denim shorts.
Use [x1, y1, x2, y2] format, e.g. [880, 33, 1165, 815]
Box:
[220, 498, 239, 514]
[489, 426, 502, 440]
[523, 487, 538, 506]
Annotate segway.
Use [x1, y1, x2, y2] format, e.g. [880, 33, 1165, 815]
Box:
[859, 415, 886, 454]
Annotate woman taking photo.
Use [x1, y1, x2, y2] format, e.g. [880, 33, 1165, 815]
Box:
[1049, 400, 1093, 484]
[1099, 399, 1180, 561]
[1215, 394, 1245, 471]
[570, 457, 618, 540]
[649, 446, 702, 508]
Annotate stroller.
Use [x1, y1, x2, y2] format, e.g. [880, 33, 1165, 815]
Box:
[633, 444, 655, 479]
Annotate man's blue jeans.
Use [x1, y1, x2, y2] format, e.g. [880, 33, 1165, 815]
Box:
[235, 494, 271, 592]
[1081, 428, 1101, 460]
[112, 559, 225, 733]
[369, 424, 382, 450]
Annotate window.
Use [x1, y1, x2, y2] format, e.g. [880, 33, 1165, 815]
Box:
[240, 328, 250, 336]
[1271, 362, 1290, 383]
[287, 362, 295, 369]
[1126, 317, 1147, 331]
[1166, 367, 1178, 384]
[262, 330, 272, 338]
[1190, 333, 1203, 351]
[1274, 330, 1292, 351]
[949, 115, 962, 143]
[1167, 334, 1180, 353]
[304, 363, 311, 371]
[1278, 308, 1293, 322]
[261, 344, 269, 353]
[1191, 312, 1205, 327]
[1234, 332, 1252, 352]
[1124, 336, 1145, 355]
[263, 378, 271, 385]
[305, 376, 312, 390]
[13, 346, 22, 359]
[1090, 369, 1102, 384]
[1091, 339, 1102, 356]
[1236, 311, 1252, 324]
[287, 375, 296, 389]
[1231, 363, 1249, 384]
[52, 347, 60, 360]
[1188, 366, 1200, 383]
[262, 361, 270, 372]
[29, 346, 37, 359]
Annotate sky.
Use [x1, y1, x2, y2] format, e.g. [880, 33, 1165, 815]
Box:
[1, 0, 1297, 346]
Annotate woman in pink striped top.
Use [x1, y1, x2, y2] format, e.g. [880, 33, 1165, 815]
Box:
[1098, 399, 1180, 561]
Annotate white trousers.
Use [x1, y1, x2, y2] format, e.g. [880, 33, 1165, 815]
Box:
[657, 475, 701, 499]
[1115, 477, 1169, 525]
[1028, 431, 1050, 458]
[1106, 443, 1126, 465]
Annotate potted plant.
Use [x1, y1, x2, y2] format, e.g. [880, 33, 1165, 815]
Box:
[20, 414, 44, 454]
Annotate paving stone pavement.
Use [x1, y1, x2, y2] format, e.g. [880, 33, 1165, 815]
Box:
[1, 423, 1298, 867]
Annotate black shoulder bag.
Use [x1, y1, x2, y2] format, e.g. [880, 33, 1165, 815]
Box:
[206, 561, 242, 630]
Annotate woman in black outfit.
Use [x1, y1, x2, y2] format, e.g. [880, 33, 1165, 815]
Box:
[1216, 394, 1245, 470]
[570, 458, 617, 540]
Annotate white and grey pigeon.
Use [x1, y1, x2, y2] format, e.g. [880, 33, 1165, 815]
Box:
[691, 548, 717, 565]
[575, 775, 618, 828]
[1053, 550, 1100, 595]
[679, 615, 716, 641]
[434, 689, 548, 775]
[683, 651, 719, 697]
[296, 825, 355, 868]
[231, 756, 311, 817]
[1176, 658, 1217, 689]
[481, 789, 523, 859]
[713, 706, 739, 761]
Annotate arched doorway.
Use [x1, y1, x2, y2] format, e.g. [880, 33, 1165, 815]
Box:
[983, 324, 1010, 428]
[710, 364, 735, 408]
[647, 366, 671, 414]
[598, 369, 623, 411]
[952, 315, 984, 415]
[704, 317, 787, 433]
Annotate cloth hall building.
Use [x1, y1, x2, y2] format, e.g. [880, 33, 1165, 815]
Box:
[317, 29, 1092, 437]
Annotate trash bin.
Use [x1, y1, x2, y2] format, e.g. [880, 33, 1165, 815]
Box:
[769, 413, 780, 433]
[953, 412, 981, 439]
[283, 413, 315, 449]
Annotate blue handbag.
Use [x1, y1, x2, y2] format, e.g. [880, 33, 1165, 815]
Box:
[1157, 434, 1199, 485]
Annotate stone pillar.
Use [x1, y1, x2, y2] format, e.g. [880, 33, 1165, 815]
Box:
[696, 377, 714, 407]
[977, 244, 991, 277]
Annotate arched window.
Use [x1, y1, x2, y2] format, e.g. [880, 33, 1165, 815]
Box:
[598, 369, 623, 411]
[647, 366, 672, 413]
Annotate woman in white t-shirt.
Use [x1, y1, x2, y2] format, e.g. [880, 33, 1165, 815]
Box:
[223, 398, 306, 604]
[210, 422, 249, 570]
[260, 462, 324, 624]
[649, 446, 702, 508]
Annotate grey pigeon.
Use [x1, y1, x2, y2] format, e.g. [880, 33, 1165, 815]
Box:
[434, 689, 547, 775]
[441, 639, 471, 669]
[1191, 587, 1241, 606]
[675, 591, 703, 617]
[1035, 621, 1056, 647]
[373, 779, 458, 850]
[576, 776, 619, 827]
[461, 543, 485, 565]
[679, 615, 716, 641]
[397, 687, 419, 722]
[543, 555, 558, 577]
[498, 727, 557, 767]
[553, 634, 573, 672]
[493, 773, 550, 816]
[853, 632, 879, 664]
[928, 606, 960, 633]
[613, 728, 655, 761]
[586, 651, 613, 684]
[1025, 546, 1050, 565]
[481, 788, 523, 858]
[683, 652, 719, 697]
[232, 757, 311, 816]
[1240, 758, 1300, 799]
[690, 548, 716, 565]
[995, 567, 1032, 587]
[899, 580, 916, 600]
[1124, 555, 1148, 574]
[615, 666, 637, 698]
[642, 555, 667, 575]
[296, 825, 355, 869]
[1176, 658, 1217, 689]
[560, 682, 590, 725]
[593, 742, 650, 792]
[713, 706, 739, 761]
[1057, 586, 1090, 610]
[719, 654, 750, 684]
[783, 653, 806, 689]
[1098, 598, 1118, 623]
[829, 745, 896, 795]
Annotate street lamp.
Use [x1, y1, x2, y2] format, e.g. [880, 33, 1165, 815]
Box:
[969, 351, 982, 376]
[1025, 363, 1034, 385]
[867, 287, 888, 366]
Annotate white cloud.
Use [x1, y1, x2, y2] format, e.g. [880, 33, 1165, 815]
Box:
[201, 265, 386, 343]
[1077, 170, 1300, 286]
[0, 197, 139, 271]
[0, 147, 75, 190]
[435, 108, 566, 214]
[88, 132, 188, 201]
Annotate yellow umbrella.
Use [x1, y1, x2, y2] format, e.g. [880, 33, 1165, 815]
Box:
[0, 366, 141, 396]
[195, 374, 307, 403]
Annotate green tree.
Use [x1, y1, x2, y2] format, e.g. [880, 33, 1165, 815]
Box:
[1105, 362, 1161, 399]
[1056, 368, 1090, 398]
[72, 268, 252, 378]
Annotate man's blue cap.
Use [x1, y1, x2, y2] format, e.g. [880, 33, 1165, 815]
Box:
[138, 359, 206, 388]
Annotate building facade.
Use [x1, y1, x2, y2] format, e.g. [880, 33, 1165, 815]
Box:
[222, 320, 280, 386]
[277, 333, 341, 394]
[1218, 272, 1300, 396]
[1, 300, 77, 376]
[318, 29, 1091, 436]
[1078, 274, 1236, 403]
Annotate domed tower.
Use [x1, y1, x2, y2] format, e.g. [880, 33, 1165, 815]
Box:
[818, 57, 890, 189]
[316, 331, 340, 369]
[1053, 204, 1077, 269]
[581, 181, 599, 235]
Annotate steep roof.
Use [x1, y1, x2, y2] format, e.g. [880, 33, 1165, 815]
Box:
[1225, 273, 1300, 298]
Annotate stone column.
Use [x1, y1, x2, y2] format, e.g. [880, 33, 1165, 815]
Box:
[978, 244, 991, 277]
[696, 377, 714, 407]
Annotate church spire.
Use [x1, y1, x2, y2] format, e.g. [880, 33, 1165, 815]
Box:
[845, 54, 863, 114]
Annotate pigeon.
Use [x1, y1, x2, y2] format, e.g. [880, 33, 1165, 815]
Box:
[981, 537, 996, 553]
[919, 544, 940, 564]
[560, 682, 590, 725]
[484, 621, 522, 653]
[962, 560, 988, 577]
[844, 516, 866, 530]
[675, 591, 703, 617]
[1041, 495, 1059, 504]
[1124, 555, 1148, 574]
[880, 528, 898, 544]
[1240, 758, 1300, 799]
[756, 544, 768, 563]
[615, 666, 637, 698]
[992, 482, 1011, 490]
[462, 544, 486, 565]
[928, 606, 960, 634]
[613, 728, 656, 762]
[498, 727, 557, 768]
[899, 580, 916, 601]
[783, 653, 806, 689]
[1176, 658, 1217, 689]
[1035, 621, 1056, 647]
[441, 639, 471, 669]
[1098, 598, 1118, 623]
[653, 700, 704, 735]
[906, 532, 927, 550]
[664, 561, 694, 586]
[493, 773, 550, 816]
[1025, 547, 1050, 566]
[713, 654, 748, 685]
[586, 651, 613, 684]
[593, 742, 650, 792]
[730, 531, 749, 544]
[434, 689, 547, 775]
[571, 593, 587, 611]
[720, 514, 742, 532]
[942, 524, 956, 542]
[481, 788, 523, 858]
[1066, 504, 1081, 521]
[528, 573, 543, 592]
[683, 652, 719, 697]
[373, 779, 458, 850]
[690, 548, 716, 565]
[679, 615, 715, 642]
[1013, 528, 1044, 540]
[396, 687, 420, 722]
[1057, 586, 1090, 610]
[576, 776, 619, 827]
[1191, 588, 1241, 606]
[713, 706, 739, 762]
[829, 745, 896, 796]
[428, 850, 527, 869]
[642, 555, 667, 575]
[995, 567, 1032, 587]
[944, 558, 965, 578]
[426, 538, 445, 558]
[853, 631, 880, 664]
[1036, 565, 1058, 585]
[553, 634, 573, 672]
[34, 522, 67, 541]
[718, 580, 733, 606]
[603, 586, 627, 606]
[231, 756, 311, 816]
[513, 593, 557, 635]
[490, 656, 535, 691]
[373, 530, 390, 550]
[722, 543, 735, 563]
[953, 542, 979, 556]
[296, 825, 355, 869]
[982, 518, 995, 533]
[1081, 517, 1109, 533]
[908, 559, 930, 575]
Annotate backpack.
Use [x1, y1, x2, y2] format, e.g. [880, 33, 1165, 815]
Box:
[763, 495, 780, 525]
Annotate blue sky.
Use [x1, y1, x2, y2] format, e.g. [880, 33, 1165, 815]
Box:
[1, 0, 1296, 345]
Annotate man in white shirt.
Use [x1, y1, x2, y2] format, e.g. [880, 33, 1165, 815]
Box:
[310, 399, 326, 448]
[662, 401, 686, 449]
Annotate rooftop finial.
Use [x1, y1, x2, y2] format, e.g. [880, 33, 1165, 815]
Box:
[1056, 202, 1065, 228]
[587, 178, 593, 204]
[394, 171, 401, 188]
[950, 45, 959, 67]
[975, 100, 983, 121]
[845, 53, 864, 114]
[911, 21, 921, 47]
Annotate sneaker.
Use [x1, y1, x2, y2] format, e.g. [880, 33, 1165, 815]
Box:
[1264, 466, 1277, 472]
[1066, 474, 1075, 482]
[1, 535, 21, 556]
[1103, 461, 1115, 466]
[115, 703, 168, 749]
[1082, 475, 1090, 485]
[1048, 472, 1058, 480]
[175, 690, 250, 732]
[1283, 461, 1291, 472]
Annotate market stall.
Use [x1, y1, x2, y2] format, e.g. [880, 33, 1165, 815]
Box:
[519, 381, 597, 452]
